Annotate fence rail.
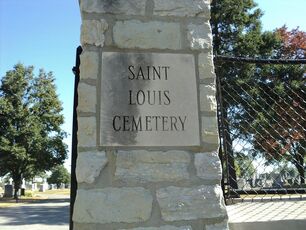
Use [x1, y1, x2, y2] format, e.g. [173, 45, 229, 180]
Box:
[216, 57, 306, 203]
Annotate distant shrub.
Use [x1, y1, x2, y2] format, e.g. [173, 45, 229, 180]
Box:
[24, 191, 34, 197]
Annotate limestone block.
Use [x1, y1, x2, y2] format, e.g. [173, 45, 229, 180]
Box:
[201, 116, 219, 144]
[73, 188, 153, 224]
[206, 221, 229, 230]
[77, 83, 96, 113]
[187, 22, 212, 50]
[115, 150, 190, 182]
[120, 226, 192, 230]
[156, 185, 227, 221]
[194, 152, 222, 180]
[199, 84, 217, 112]
[113, 20, 181, 49]
[80, 51, 99, 80]
[76, 151, 108, 184]
[198, 52, 215, 79]
[81, 19, 108, 46]
[200, 70, 215, 79]
[153, 0, 210, 18]
[77, 117, 96, 147]
[80, 0, 145, 15]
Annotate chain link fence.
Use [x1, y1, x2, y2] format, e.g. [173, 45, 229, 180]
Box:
[216, 59, 306, 203]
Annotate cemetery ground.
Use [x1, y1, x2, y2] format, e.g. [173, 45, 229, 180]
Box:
[0, 188, 306, 230]
[0, 189, 69, 230]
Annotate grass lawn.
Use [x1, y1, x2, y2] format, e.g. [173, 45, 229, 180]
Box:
[36, 188, 70, 195]
[0, 189, 70, 208]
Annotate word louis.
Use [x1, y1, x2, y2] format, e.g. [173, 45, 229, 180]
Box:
[129, 90, 171, 105]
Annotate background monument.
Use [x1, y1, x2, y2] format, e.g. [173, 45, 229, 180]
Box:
[73, 0, 228, 229]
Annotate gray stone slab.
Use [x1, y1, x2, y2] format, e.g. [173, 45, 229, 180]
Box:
[4, 185, 13, 197]
[100, 52, 200, 147]
[120, 226, 192, 230]
[80, 0, 146, 15]
[187, 23, 212, 50]
[156, 185, 226, 221]
[153, 0, 210, 18]
[81, 19, 108, 47]
[115, 150, 190, 182]
[113, 20, 181, 49]
[206, 221, 229, 230]
[73, 188, 153, 224]
[194, 152, 222, 180]
[76, 151, 108, 184]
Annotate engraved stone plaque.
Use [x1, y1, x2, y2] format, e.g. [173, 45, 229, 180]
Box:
[100, 52, 200, 146]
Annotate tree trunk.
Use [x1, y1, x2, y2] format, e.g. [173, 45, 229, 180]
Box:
[13, 174, 22, 200]
[292, 143, 305, 185]
[220, 101, 238, 190]
[216, 75, 238, 192]
[225, 125, 239, 190]
[219, 107, 239, 199]
[296, 154, 305, 184]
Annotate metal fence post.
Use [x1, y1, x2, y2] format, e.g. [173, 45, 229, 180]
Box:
[70, 46, 82, 230]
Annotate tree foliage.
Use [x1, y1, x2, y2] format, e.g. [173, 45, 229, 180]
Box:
[0, 64, 67, 198]
[252, 27, 306, 183]
[234, 153, 255, 179]
[211, 0, 305, 185]
[47, 165, 70, 188]
[211, 0, 279, 188]
[276, 26, 306, 59]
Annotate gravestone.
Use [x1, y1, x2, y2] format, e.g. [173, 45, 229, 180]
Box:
[73, 1, 228, 230]
[4, 185, 13, 198]
[21, 178, 26, 189]
[39, 181, 48, 192]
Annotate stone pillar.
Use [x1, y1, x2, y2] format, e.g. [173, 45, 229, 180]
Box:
[74, 1, 228, 230]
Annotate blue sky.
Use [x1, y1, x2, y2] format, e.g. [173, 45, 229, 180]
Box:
[256, 0, 306, 31]
[0, 0, 81, 170]
[0, 0, 305, 170]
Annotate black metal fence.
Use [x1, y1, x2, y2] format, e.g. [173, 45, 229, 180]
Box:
[216, 57, 306, 203]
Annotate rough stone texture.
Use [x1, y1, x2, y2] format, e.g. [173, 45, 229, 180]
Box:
[200, 84, 217, 112]
[81, 19, 108, 46]
[115, 150, 190, 182]
[76, 151, 108, 184]
[156, 185, 226, 221]
[206, 221, 229, 230]
[187, 22, 212, 50]
[77, 117, 96, 147]
[113, 20, 181, 49]
[76, 0, 228, 228]
[153, 0, 210, 18]
[73, 188, 153, 224]
[198, 52, 215, 79]
[120, 226, 192, 230]
[80, 51, 99, 80]
[201, 116, 219, 144]
[194, 152, 222, 180]
[80, 0, 146, 15]
[77, 83, 96, 113]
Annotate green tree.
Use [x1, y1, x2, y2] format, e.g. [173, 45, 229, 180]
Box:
[211, 0, 279, 189]
[47, 165, 70, 188]
[235, 153, 255, 179]
[252, 27, 306, 183]
[0, 64, 67, 198]
[211, 0, 305, 186]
